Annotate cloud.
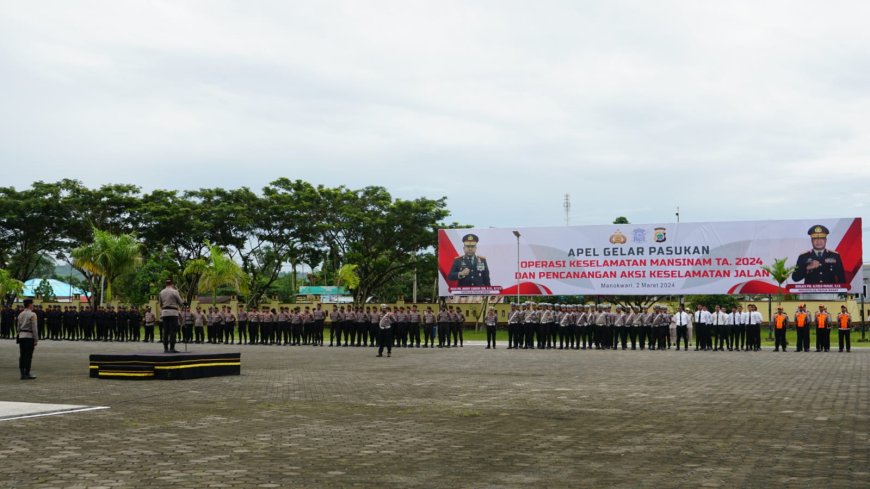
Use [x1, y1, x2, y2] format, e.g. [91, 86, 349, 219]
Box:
[0, 1, 868, 256]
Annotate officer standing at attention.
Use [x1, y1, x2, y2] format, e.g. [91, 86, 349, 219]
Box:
[815, 305, 831, 352]
[158, 279, 184, 353]
[17, 299, 38, 380]
[837, 305, 852, 352]
[448, 234, 491, 286]
[423, 306, 436, 348]
[791, 225, 846, 284]
[794, 304, 810, 352]
[377, 305, 395, 357]
[484, 307, 498, 349]
[772, 306, 789, 352]
[674, 304, 691, 351]
[408, 305, 422, 348]
[143, 306, 156, 343]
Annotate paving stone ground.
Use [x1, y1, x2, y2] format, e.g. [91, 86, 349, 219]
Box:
[1, 340, 868, 488]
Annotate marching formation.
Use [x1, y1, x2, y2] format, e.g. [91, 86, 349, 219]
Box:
[1, 301, 856, 354]
[498, 302, 855, 353]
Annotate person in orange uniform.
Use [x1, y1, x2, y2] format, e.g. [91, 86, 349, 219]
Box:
[814, 305, 831, 352]
[772, 307, 789, 352]
[837, 305, 852, 353]
[794, 304, 810, 352]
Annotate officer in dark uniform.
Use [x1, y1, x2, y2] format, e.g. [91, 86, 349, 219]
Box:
[791, 225, 846, 284]
[448, 234, 491, 286]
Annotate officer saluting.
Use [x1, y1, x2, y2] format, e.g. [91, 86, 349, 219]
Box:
[448, 234, 491, 286]
[791, 225, 846, 284]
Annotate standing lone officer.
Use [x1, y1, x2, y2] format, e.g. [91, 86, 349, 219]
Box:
[159, 279, 184, 353]
[791, 225, 846, 284]
[448, 234, 491, 286]
[17, 299, 38, 380]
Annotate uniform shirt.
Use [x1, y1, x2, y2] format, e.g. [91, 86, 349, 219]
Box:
[17, 309, 38, 339]
[396, 311, 408, 323]
[408, 311, 421, 324]
[710, 311, 728, 326]
[194, 312, 205, 327]
[158, 287, 184, 318]
[379, 312, 394, 329]
[794, 311, 809, 328]
[508, 310, 523, 324]
[144, 312, 156, 326]
[838, 312, 851, 330]
[773, 313, 789, 329]
[594, 312, 608, 326]
[313, 309, 326, 320]
[423, 312, 436, 324]
[814, 312, 830, 329]
[748, 311, 763, 325]
[438, 311, 451, 323]
[694, 310, 706, 324]
[524, 310, 539, 324]
[485, 313, 498, 326]
[673, 311, 691, 326]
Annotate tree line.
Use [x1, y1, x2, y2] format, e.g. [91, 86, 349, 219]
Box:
[0, 179, 456, 306]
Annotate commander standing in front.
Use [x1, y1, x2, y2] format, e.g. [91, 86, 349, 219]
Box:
[17, 299, 38, 380]
[159, 279, 184, 353]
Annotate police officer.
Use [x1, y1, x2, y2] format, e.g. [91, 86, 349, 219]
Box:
[772, 306, 789, 352]
[143, 306, 156, 343]
[423, 306, 436, 348]
[710, 305, 729, 351]
[837, 305, 852, 352]
[791, 225, 846, 285]
[484, 307, 498, 349]
[17, 299, 38, 380]
[447, 234, 491, 286]
[794, 304, 810, 352]
[408, 305, 421, 348]
[377, 305, 395, 357]
[815, 305, 831, 352]
[158, 279, 183, 353]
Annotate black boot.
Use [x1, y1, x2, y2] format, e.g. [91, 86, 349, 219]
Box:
[21, 369, 36, 380]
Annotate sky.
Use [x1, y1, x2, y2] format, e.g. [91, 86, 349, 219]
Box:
[1, 1, 869, 256]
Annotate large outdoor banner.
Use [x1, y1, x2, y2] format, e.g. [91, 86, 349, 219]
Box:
[438, 218, 863, 296]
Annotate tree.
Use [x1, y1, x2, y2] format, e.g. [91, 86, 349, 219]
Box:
[34, 279, 56, 302]
[613, 216, 630, 224]
[183, 242, 249, 305]
[0, 268, 25, 306]
[71, 228, 142, 303]
[686, 295, 741, 312]
[314, 186, 450, 303]
[761, 258, 796, 305]
[0, 181, 73, 286]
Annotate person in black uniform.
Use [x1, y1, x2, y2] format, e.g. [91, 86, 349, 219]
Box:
[448, 234, 491, 286]
[791, 225, 846, 284]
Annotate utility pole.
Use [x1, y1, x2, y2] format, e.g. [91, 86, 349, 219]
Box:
[563, 194, 571, 226]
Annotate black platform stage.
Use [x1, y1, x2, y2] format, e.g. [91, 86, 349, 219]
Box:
[89, 352, 241, 380]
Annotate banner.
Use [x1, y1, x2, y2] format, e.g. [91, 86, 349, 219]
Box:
[438, 218, 863, 296]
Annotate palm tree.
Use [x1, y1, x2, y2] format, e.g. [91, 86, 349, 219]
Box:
[761, 257, 796, 340]
[0, 268, 25, 306]
[183, 242, 249, 306]
[72, 228, 142, 304]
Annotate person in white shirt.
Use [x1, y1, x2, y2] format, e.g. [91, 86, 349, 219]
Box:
[673, 304, 692, 351]
[747, 304, 764, 352]
[710, 305, 729, 351]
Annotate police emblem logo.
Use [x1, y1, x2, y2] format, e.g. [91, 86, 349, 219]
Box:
[609, 230, 627, 244]
[632, 228, 646, 243]
[654, 227, 667, 243]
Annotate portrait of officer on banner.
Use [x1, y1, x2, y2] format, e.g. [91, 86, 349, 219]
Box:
[448, 233, 491, 287]
[791, 225, 846, 285]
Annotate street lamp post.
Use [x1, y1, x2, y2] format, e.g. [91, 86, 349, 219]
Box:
[512, 231, 521, 305]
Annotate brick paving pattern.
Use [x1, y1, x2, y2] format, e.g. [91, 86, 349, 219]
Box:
[1, 341, 868, 488]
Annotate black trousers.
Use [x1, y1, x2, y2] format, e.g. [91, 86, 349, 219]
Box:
[486, 325, 497, 347]
[796, 327, 810, 351]
[144, 325, 155, 342]
[774, 328, 787, 351]
[377, 328, 393, 356]
[838, 330, 851, 352]
[816, 328, 830, 351]
[162, 316, 179, 352]
[19, 337, 35, 373]
[676, 325, 688, 350]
